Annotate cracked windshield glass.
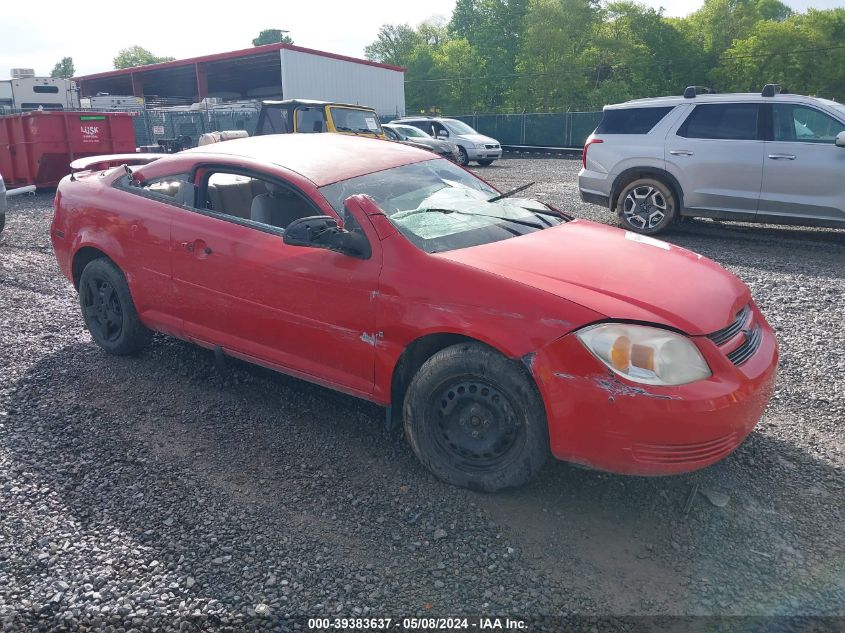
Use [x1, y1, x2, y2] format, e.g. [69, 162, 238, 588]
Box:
[320, 159, 564, 253]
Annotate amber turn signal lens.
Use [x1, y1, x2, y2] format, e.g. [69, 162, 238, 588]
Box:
[610, 335, 631, 371]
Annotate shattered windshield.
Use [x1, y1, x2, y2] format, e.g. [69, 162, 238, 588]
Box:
[319, 159, 565, 253]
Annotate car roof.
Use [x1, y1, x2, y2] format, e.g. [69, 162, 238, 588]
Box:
[181, 133, 434, 186]
[606, 92, 838, 110]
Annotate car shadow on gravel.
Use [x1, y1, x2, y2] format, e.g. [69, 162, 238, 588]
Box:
[4, 337, 844, 620]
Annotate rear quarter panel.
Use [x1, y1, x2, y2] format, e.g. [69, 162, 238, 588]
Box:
[52, 171, 174, 329]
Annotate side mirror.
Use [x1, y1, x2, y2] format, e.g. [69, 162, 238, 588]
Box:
[437, 130, 449, 139]
[835, 131, 845, 148]
[283, 215, 371, 259]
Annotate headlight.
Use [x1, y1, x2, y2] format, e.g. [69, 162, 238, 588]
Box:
[576, 323, 711, 386]
[476, 143, 487, 149]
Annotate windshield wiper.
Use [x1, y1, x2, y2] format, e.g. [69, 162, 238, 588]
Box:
[487, 181, 535, 202]
[398, 207, 544, 230]
[336, 126, 376, 135]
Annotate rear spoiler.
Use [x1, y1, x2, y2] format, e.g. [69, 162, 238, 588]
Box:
[70, 154, 167, 172]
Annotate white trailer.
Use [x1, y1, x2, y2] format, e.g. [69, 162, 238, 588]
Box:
[0, 77, 80, 112]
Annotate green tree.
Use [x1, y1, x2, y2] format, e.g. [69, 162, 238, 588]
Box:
[449, 0, 529, 109]
[50, 57, 75, 78]
[587, 2, 699, 104]
[113, 46, 175, 69]
[512, 0, 600, 110]
[252, 29, 293, 46]
[364, 24, 421, 66]
[682, 0, 792, 56]
[712, 8, 845, 99]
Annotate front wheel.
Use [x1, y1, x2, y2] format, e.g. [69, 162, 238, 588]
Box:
[79, 258, 151, 355]
[404, 342, 549, 492]
[615, 177, 677, 235]
[476, 159, 495, 166]
[457, 146, 470, 166]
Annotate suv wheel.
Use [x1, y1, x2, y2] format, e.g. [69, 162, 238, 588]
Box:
[616, 177, 677, 235]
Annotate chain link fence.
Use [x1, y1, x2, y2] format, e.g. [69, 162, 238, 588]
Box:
[133, 109, 260, 147]
[448, 112, 602, 149]
[3, 105, 601, 150]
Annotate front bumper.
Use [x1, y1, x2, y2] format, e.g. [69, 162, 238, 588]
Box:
[466, 146, 502, 161]
[529, 308, 778, 475]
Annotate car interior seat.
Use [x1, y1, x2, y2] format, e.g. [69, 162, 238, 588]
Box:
[250, 183, 315, 230]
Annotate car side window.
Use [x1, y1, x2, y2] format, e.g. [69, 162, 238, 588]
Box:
[773, 104, 845, 143]
[677, 104, 759, 141]
[432, 122, 448, 138]
[258, 107, 290, 134]
[295, 107, 327, 133]
[384, 127, 398, 140]
[125, 173, 195, 206]
[410, 121, 434, 136]
[200, 171, 319, 232]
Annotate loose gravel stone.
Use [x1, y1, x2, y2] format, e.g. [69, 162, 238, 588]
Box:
[0, 159, 842, 631]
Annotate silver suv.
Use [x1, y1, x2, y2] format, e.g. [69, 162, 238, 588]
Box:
[579, 84, 845, 234]
[394, 116, 502, 166]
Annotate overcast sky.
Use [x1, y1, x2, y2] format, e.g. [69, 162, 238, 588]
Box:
[1, 0, 842, 79]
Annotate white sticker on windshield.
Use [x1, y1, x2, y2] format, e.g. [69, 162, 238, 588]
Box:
[625, 231, 670, 250]
[365, 117, 378, 131]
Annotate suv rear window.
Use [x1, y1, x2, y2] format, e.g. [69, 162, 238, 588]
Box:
[678, 104, 759, 140]
[595, 107, 674, 134]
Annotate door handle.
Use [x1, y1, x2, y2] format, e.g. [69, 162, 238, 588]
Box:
[669, 150, 694, 156]
[768, 153, 796, 160]
[180, 241, 212, 256]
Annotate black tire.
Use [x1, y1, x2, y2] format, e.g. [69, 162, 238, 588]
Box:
[457, 146, 470, 166]
[615, 177, 677, 235]
[403, 342, 549, 492]
[0, 214, 5, 235]
[78, 258, 151, 355]
[476, 159, 495, 166]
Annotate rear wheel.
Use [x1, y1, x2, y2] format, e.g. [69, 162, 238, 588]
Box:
[403, 342, 549, 492]
[79, 258, 151, 355]
[457, 146, 470, 166]
[615, 177, 677, 235]
[477, 159, 495, 166]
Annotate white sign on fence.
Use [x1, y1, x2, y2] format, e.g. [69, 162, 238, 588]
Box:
[152, 126, 165, 135]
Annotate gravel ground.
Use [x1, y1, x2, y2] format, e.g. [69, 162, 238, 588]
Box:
[0, 157, 843, 632]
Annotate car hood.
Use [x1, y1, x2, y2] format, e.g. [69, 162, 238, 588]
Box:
[456, 133, 498, 145]
[437, 220, 749, 335]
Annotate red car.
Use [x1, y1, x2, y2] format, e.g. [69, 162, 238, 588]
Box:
[51, 134, 778, 491]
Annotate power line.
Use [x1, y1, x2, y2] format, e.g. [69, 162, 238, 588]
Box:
[403, 44, 845, 83]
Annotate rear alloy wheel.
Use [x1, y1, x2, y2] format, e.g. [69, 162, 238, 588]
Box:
[404, 342, 549, 492]
[616, 177, 677, 235]
[79, 258, 151, 355]
[457, 146, 470, 166]
[477, 159, 495, 166]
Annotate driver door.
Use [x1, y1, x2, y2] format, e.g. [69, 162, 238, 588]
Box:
[758, 103, 845, 224]
[171, 166, 381, 397]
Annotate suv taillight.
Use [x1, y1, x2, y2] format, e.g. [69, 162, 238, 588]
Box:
[582, 138, 603, 169]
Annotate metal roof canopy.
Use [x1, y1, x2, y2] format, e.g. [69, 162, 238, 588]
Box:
[75, 43, 405, 102]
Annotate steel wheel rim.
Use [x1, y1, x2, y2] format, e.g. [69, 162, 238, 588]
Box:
[430, 378, 525, 471]
[623, 185, 667, 230]
[82, 276, 123, 343]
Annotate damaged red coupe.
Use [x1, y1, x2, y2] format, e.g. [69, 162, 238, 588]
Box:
[51, 134, 778, 491]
